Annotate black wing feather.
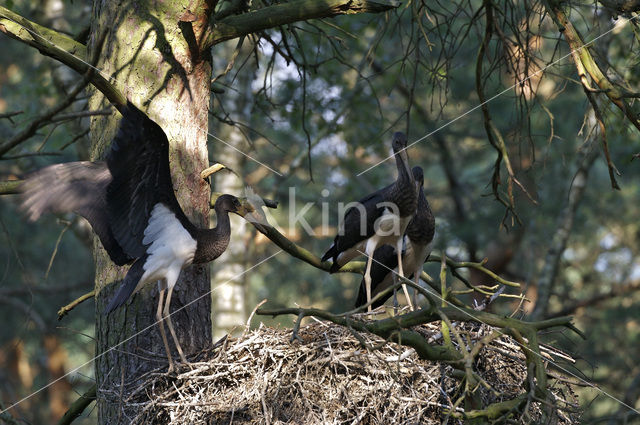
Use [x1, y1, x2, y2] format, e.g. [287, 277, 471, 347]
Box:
[106, 101, 194, 258]
[322, 186, 390, 264]
[21, 162, 131, 265]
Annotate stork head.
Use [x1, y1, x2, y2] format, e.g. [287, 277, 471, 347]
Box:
[214, 194, 255, 217]
[412, 166, 424, 187]
[391, 131, 408, 154]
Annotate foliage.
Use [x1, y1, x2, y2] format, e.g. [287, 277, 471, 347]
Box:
[1, 0, 640, 423]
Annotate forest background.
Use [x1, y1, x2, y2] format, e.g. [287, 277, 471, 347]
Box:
[0, 0, 640, 423]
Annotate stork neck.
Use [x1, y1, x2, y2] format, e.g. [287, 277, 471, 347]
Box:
[407, 189, 435, 244]
[391, 152, 417, 217]
[193, 205, 232, 264]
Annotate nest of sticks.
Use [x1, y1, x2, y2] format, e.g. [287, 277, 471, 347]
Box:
[124, 315, 580, 424]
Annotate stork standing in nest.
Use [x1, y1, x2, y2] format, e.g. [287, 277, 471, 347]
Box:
[21, 102, 252, 372]
[321, 132, 418, 311]
[354, 166, 435, 309]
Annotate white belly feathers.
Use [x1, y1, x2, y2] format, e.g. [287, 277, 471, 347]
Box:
[136, 203, 197, 292]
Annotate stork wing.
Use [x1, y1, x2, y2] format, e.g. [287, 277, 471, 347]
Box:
[21, 162, 131, 265]
[106, 101, 193, 259]
[335, 187, 389, 250]
[320, 185, 390, 266]
[343, 189, 385, 234]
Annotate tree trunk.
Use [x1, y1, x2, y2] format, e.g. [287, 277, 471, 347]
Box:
[87, 1, 213, 422]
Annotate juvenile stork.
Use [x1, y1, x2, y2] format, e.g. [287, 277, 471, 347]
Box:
[21, 102, 251, 372]
[321, 132, 418, 310]
[354, 166, 435, 309]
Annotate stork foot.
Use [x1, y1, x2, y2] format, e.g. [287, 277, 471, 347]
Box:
[392, 277, 400, 316]
[166, 359, 192, 375]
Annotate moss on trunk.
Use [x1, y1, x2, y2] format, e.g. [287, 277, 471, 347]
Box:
[87, 1, 214, 422]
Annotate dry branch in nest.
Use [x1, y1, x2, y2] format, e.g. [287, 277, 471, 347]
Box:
[115, 317, 580, 424]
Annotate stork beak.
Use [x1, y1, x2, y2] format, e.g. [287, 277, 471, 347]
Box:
[201, 163, 227, 180]
[235, 199, 255, 217]
[400, 149, 413, 181]
[209, 193, 257, 216]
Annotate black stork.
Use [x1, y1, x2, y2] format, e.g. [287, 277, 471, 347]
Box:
[321, 132, 418, 311]
[354, 166, 435, 309]
[21, 102, 252, 372]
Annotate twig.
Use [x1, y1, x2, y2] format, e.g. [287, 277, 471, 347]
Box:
[0, 8, 126, 108]
[548, 278, 640, 318]
[531, 139, 598, 319]
[0, 29, 110, 156]
[0, 75, 92, 156]
[0, 152, 64, 160]
[544, 0, 640, 134]
[45, 219, 73, 280]
[49, 108, 113, 123]
[429, 254, 521, 288]
[56, 384, 97, 425]
[57, 290, 95, 320]
[0, 111, 23, 122]
[0, 296, 46, 330]
[243, 299, 268, 338]
[0, 281, 87, 296]
[0, 180, 21, 195]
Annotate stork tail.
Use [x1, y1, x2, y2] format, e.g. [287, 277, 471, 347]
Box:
[104, 257, 146, 314]
[321, 242, 336, 263]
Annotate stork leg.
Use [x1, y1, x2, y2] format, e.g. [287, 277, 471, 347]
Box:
[364, 253, 374, 313]
[412, 271, 420, 309]
[156, 288, 175, 373]
[392, 274, 399, 314]
[163, 285, 188, 365]
[397, 238, 414, 311]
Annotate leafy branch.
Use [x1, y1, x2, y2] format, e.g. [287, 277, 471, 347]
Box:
[543, 0, 640, 187]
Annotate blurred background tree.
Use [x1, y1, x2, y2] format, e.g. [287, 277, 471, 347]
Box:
[1, 0, 640, 423]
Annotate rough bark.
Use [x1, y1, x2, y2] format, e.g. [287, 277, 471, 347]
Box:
[0, 2, 404, 422]
[87, 1, 214, 422]
[202, 0, 397, 49]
